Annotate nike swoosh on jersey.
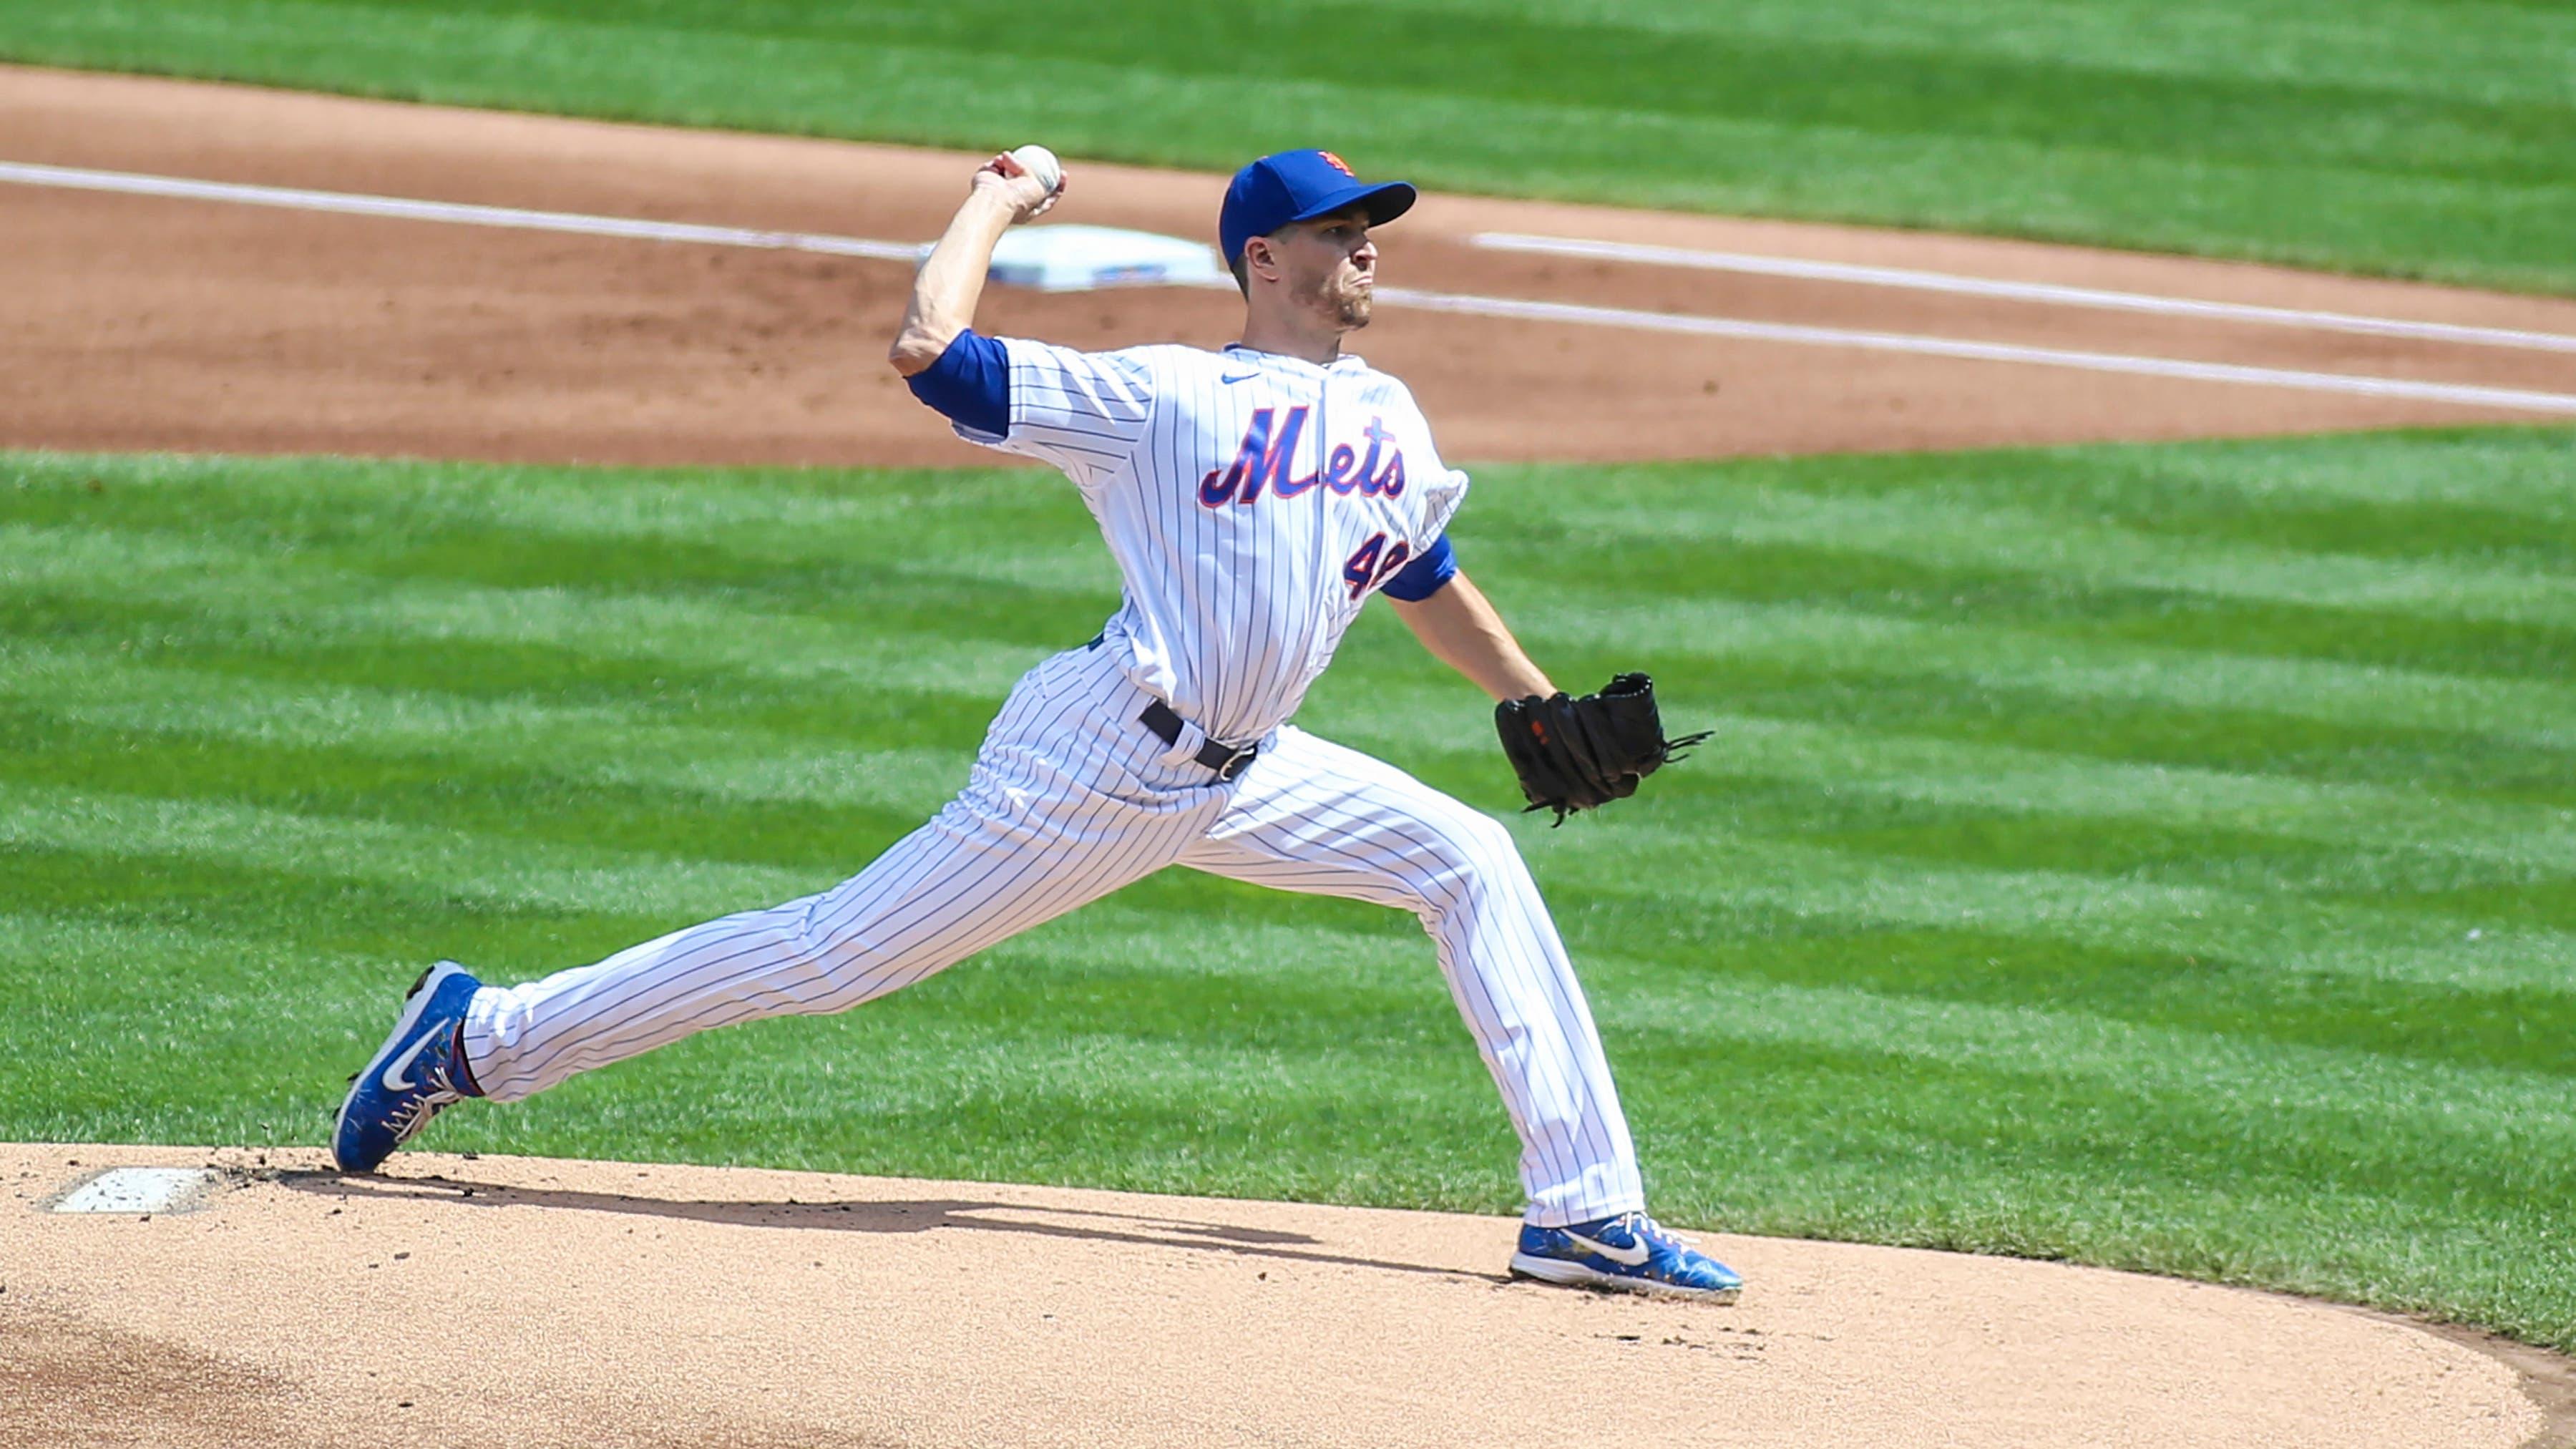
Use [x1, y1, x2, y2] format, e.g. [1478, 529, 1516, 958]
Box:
[380, 1032, 439, 1093]
[1221, 372, 1262, 384]
[1563, 1229, 1651, 1267]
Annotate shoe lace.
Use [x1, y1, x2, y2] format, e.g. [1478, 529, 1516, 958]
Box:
[384, 1072, 465, 1146]
[381, 1039, 468, 1146]
[1622, 1212, 1687, 1254]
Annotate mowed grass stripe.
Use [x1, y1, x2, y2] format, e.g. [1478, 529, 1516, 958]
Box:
[10, 446, 2565, 938]
[0, 517, 1107, 671]
[1438, 532, 2576, 694]
[0, 459, 1126, 602]
[1648, 715, 2576, 877]
[0, 841, 694, 987]
[6, 0, 2574, 290]
[1606, 1010, 2576, 1352]
[13, 689, 2569, 1008]
[1539, 481, 2576, 630]
[11, 454, 1085, 544]
[0, 902, 1526, 1200]
[1510, 601, 2576, 810]
[22, 448, 2574, 636]
[0, 525, 1056, 709]
[12, 572, 2572, 1055]
[1659, 653, 2576, 809]
[11, 632, 2575, 977]
[1687, 436, 2576, 560]
[16, 703, 2567, 1018]
[0, 783, 825, 920]
[1589, 883, 2576, 1075]
[0, 638, 974, 819]
[5, 437, 2575, 1350]
[16, 458, 2576, 756]
[0, 694, 932, 874]
[1528, 824, 2576, 1002]
[15, 644, 2576, 1007]
[26, 435, 2576, 552]
[33, 515, 2576, 753]
[14, 620, 2575, 878]
[1347, 695, 2576, 887]
[1602, 976, 2576, 1203]
[1624, 1043, 2575, 1351]
[1554, 434, 2576, 544]
[29, 440, 2576, 573]
[10, 884, 2566, 1221]
[1513, 532, 2575, 686]
[12, 743, 2574, 1078]
[1576, 0, 2570, 110]
[24, 563, 2576, 821]
[11, 442, 2560, 631]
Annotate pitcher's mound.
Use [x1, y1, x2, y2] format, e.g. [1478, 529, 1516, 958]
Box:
[0, 1143, 2551, 1448]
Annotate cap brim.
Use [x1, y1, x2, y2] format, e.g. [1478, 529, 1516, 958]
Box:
[1289, 180, 1418, 230]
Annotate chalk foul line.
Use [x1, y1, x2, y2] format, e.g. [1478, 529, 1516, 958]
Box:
[1372, 287, 2576, 414]
[0, 158, 922, 262]
[1473, 231, 2576, 358]
[7, 159, 2573, 416]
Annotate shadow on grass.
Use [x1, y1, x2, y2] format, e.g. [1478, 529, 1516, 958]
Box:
[276, 1169, 1503, 1284]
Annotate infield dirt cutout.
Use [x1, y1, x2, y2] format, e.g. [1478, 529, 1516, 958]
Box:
[2, 1143, 2562, 1448]
[7, 65, 2576, 1448]
[4, 64, 2575, 467]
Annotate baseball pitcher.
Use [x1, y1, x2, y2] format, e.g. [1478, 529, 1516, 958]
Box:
[333, 147, 1737, 1301]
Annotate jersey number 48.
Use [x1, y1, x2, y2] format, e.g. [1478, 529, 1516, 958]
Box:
[1342, 534, 1413, 601]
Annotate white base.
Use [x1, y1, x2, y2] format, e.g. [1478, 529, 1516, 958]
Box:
[975, 224, 1227, 293]
[49, 1166, 223, 1214]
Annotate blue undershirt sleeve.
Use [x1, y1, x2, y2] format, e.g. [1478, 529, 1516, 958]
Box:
[1380, 533, 1459, 601]
[904, 328, 1010, 444]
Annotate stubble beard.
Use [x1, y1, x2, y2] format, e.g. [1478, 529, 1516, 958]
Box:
[1321, 273, 1374, 331]
[1272, 248, 1375, 337]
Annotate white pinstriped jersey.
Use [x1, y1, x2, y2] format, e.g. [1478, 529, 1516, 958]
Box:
[952, 338, 1470, 745]
[458, 332, 1651, 1231]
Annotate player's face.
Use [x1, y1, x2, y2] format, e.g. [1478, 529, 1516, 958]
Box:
[1274, 210, 1379, 332]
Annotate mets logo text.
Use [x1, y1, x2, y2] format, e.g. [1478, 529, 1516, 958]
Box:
[1199, 407, 1406, 507]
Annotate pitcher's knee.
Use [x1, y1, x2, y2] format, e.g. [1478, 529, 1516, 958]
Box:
[775, 900, 899, 1010]
[1415, 810, 1530, 919]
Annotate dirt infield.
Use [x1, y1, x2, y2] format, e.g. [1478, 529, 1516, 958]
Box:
[1, 1144, 2562, 1449]
[4, 64, 2574, 467]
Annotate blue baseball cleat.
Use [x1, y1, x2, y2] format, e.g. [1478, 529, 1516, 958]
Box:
[1510, 1211, 1745, 1302]
[333, 962, 485, 1173]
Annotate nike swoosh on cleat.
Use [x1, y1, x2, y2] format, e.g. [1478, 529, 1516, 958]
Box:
[1563, 1230, 1651, 1267]
[379, 1032, 439, 1093]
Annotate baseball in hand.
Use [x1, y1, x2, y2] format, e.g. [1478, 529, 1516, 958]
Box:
[1008, 145, 1064, 195]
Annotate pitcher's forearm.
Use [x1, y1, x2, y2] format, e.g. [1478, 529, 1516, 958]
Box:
[889, 190, 1020, 375]
[1391, 572, 1555, 701]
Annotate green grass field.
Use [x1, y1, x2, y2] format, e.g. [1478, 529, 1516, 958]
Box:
[5, 0, 2574, 292]
[4, 434, 2571, 1348]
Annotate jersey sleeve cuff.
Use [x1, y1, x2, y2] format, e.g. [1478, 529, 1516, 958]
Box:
[904, 328, 1010, 444]
[1380, 532, 1458, 601]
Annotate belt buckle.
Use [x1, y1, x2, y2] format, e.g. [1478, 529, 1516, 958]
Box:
[1214, 745, 1256, 782]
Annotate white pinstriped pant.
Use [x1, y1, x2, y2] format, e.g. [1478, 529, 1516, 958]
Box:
[460, 643, 1647, 1225]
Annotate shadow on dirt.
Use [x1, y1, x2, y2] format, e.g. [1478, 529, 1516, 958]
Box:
[274, 1169, 1504, 1284]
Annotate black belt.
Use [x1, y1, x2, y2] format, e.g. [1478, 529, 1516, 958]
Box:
[1140, 699, 1259, 782]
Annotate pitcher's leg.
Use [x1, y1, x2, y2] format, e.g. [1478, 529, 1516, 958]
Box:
[464, 743, 1217, 1102]
[1176, 728, 1646, 1226]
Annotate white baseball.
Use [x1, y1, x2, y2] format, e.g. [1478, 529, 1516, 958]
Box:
[1008, 144, 1064, 195]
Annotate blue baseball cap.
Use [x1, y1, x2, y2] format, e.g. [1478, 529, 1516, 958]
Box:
[1219, 150, 1418, 268]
